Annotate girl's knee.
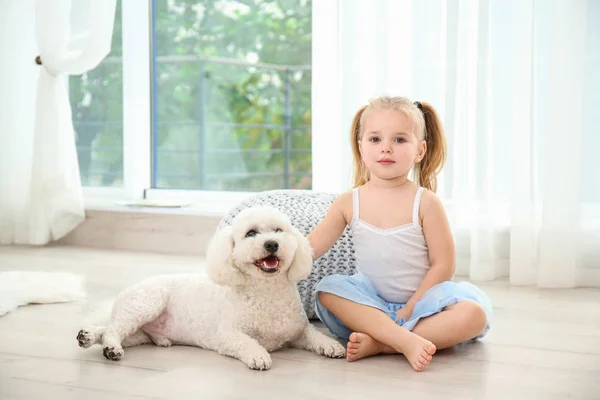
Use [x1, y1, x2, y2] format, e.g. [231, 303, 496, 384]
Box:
[317, 291, 337, 309]
[457, 301, 487, 330]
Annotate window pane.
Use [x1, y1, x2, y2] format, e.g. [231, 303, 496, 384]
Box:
[70, 1, 123, 187]
[152, 0, 312, 191]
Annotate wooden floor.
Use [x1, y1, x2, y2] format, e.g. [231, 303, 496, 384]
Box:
[0, 245, 599, 400]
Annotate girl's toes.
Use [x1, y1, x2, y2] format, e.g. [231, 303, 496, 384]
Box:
[426, 344, 437, 355]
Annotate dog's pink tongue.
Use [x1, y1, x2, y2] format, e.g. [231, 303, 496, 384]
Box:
[262, 257, 278, 269]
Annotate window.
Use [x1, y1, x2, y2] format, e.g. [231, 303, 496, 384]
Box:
[152, 0, 312, 192]
[76, 0, 312, 198]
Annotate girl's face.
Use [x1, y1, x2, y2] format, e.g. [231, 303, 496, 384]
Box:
[358, 108, 426, 182]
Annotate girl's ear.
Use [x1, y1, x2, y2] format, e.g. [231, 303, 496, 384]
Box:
[417, 141, 427, 162]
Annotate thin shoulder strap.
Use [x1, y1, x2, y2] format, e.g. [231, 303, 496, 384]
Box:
[351, 187, 360, 226]
[412, 187, 425, 228]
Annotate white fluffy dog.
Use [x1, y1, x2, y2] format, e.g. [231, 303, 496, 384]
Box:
[76, 206, 345, 370]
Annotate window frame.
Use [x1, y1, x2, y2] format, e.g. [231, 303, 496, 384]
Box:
[85, 0, 330, 212]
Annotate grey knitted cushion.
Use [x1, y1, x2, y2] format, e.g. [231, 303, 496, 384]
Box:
[217, 189, 357, 319]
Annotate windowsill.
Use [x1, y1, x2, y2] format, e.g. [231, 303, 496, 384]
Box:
[82, 187, 257, 218]
[59, 193, 246, 256]
[84, 198, 235, 218]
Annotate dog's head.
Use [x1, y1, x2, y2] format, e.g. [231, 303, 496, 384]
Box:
[205, 206, 314, 286]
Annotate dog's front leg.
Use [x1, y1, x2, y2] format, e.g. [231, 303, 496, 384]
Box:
[290, 324, 346, 358]
[216, 330, 272, 370]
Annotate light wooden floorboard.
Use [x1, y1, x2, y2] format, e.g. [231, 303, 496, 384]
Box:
[1, 245, 599, 399]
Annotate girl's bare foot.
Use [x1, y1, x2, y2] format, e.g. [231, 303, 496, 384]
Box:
[346, 332, 396, 361]
[394, 328, 436, 372]
[347, 331, 435, 371]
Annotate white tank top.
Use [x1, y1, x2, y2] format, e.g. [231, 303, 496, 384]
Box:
[350, 186, 430, 303]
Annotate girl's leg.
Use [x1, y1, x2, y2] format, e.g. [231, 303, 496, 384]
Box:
[412, 301, 487, 348]
[347, 301, 487, 360]
[318, 292, 436, 372]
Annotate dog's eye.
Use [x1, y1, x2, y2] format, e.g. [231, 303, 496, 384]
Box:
[245, 230, 258, 238]
[275, 228, 282, 233]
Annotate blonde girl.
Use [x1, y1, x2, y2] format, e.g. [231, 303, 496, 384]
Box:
[307, 96, 493, 372]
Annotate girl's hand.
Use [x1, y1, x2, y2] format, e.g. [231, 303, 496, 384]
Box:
[396, 304, 414, 323]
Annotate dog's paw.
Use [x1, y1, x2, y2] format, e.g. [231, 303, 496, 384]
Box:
[103, 346, 124, 361]
[153, 337, 172, 347]
[77, 330, 95, 348]
[242, 351, 272, 371]
[316, 339, 346, 358]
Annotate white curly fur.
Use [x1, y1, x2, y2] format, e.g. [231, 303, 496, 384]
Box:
[76, 206, 345, 370]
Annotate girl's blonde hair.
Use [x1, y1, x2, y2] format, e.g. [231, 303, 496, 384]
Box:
[350, 96, 447, 192]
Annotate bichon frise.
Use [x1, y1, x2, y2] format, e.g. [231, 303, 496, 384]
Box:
[76, 206, 345, 370]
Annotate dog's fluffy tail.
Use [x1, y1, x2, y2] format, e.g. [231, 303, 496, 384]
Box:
[0, 271, 86, 317]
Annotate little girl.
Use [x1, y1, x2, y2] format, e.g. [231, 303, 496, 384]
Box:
[307, 96, 493, 372]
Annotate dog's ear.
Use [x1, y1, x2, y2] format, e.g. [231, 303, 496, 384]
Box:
[287, 227, 314, 282]
[205, 226, 246, 286]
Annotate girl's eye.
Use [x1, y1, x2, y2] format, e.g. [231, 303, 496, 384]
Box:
[245, 230, 258, 238]
[394, 137, 406, 143]
[369, 137, 380, 143]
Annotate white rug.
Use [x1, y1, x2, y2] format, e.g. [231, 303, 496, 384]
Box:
[0, 271, 86, 317]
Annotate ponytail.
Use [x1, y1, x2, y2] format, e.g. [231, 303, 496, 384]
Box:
[350, 105, 369, 188]
[414, 102, 446, 192]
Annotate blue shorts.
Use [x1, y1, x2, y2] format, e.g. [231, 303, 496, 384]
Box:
[314, 274, 493, 340]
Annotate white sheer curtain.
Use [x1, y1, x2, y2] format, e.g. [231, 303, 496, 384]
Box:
[312, 0, 600, 287]
[0, 0, 117, 245]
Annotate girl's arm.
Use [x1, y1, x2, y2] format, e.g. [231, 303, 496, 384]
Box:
[403, 190, 456, 313]
[307, 191, 352, 261]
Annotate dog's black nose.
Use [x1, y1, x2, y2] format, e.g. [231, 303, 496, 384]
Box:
[264, 240, 279, 254]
